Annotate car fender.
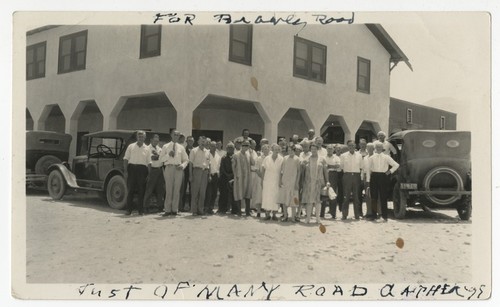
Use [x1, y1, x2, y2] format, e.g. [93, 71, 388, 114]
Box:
[47, 164, 79, 189]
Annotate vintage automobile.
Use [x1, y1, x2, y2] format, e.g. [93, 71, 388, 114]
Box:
[46, 130, 171, 209]
[26, 131, 72, 188]
[388, 130, 472, 220]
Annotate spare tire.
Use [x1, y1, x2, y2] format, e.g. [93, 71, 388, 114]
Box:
[35, 155, 62, 175]
[423, 166, 463, 206]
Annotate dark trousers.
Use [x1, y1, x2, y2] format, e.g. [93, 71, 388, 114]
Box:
[341, 172, 361, 219]
[126, 164, 148, 213]
[370, 172, 390, 219]
[320, 171, 339, 218]
[234, 199, 250, 215]
[179, 167, 191, 211]
[204, 173, 219, 213]
[358, 181, 365, 216]
[143, 167, 165, 211]
[218, 178, 233, 213]
[337, 171, 344, 212]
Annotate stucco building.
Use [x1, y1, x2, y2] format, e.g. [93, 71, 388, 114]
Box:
[25, 24, 411, 157]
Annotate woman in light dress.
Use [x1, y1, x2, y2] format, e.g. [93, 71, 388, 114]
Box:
[279, 144, 301, 222]
[251, 144, 270, 218]
[261, 144, 284, 221]
[301, 143, 330, 224]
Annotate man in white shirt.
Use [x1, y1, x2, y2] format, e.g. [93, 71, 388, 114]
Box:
[143, 134, 165, 213]
[377, 131, 397, 156]
[160, 130, 189, 216]
[123, 130, 151, 216]
[189, 136, 211, 216]
[340, 140, 363, 220]
[315, 137, 327, 158]
[321, 144, 341, 219]
[361, 142, 375, 217]
[366, 141, 399, 221]
[204, 141, 221, 215]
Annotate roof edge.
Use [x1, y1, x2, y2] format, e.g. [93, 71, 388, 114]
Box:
[366, 24, 412, 71]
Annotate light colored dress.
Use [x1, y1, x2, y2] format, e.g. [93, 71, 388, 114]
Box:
[301, 156, 327, 204]
[250, 154, 265, 208]
[261, 154, 284, 211]
[279, 155, 301, 207]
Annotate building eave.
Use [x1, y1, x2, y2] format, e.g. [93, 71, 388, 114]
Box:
[366, 24, 413, 71]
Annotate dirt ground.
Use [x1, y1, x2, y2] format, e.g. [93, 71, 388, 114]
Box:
[25, 190, 472, 284]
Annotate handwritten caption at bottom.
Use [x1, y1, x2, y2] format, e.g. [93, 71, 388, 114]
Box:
[77, 282, 487, 300]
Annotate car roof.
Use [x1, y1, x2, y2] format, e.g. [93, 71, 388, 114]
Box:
[84, 130, 169, 139]
[388, 130, 470, 141]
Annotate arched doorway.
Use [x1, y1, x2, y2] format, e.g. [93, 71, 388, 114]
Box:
[277, 108, 313, 143]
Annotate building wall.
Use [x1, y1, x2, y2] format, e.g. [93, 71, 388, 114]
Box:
[117, 106, 176, 132]
[26, 25, 395, 158]
[389, 98, 457, 133]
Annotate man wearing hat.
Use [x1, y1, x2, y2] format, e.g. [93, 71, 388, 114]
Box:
[377, 131, 397, 157]
[218, 142, 235, 214]
[306, 129, 315, 141]
[232, 139, 252, 216]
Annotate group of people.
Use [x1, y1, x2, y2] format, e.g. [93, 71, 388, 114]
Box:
[123, 128, 399, 224]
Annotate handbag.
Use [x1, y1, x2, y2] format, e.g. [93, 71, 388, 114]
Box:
[321, 184, 337, 200]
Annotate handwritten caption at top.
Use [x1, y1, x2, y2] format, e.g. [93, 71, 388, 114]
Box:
[153, 13, 355, 26]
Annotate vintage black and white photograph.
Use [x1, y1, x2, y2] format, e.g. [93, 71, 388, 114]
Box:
[10, 9, 492, 301]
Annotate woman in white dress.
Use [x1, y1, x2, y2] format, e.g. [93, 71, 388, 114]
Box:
[279, 144, 301, 222]
[261, 144, 284, 221]
[250, 144, 270, 218]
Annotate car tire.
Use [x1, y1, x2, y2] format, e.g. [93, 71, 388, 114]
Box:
[392, 184, 407, 219]
[457, 196, 472, 221]
[47, 170, 66, 200]
[106, 175, 128, 210]
[35, 155, 62, 175]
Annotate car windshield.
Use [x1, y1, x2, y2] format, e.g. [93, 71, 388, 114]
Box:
[88, 137, 124, 158]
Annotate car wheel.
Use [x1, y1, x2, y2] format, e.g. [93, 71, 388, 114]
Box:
[457, 196, 472, 221]
[106, 175, 128, 210]
[392, 184, 407, 219]
[35, 155, 62, 175]
[47, 170, 66, 200]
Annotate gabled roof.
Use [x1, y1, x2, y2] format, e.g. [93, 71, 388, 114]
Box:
[365, 24, 413, 71]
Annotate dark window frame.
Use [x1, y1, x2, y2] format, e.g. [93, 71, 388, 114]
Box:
[293, 36, 327, 83]
[140, 25, 162, 59]
[26, 41, 47, 80]
[57, 30, 88, 74]
[406, 108, 413, 124]
[228, 24, 253, 66]
[440, 116, 446, 129]
[357, 57, 371, 94]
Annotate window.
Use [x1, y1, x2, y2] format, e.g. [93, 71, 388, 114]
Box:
[293, 36, 327, 83]
[357, 57, 371, 93]
[406, 108, 413, 123]
[26, 42, 46, 80]
[440, 116, 446, 129]
[58, 30, 88, 74]
[140, 25, 162, 58]
[88, 137, 123, 158]
[229, 24, 253, 65]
